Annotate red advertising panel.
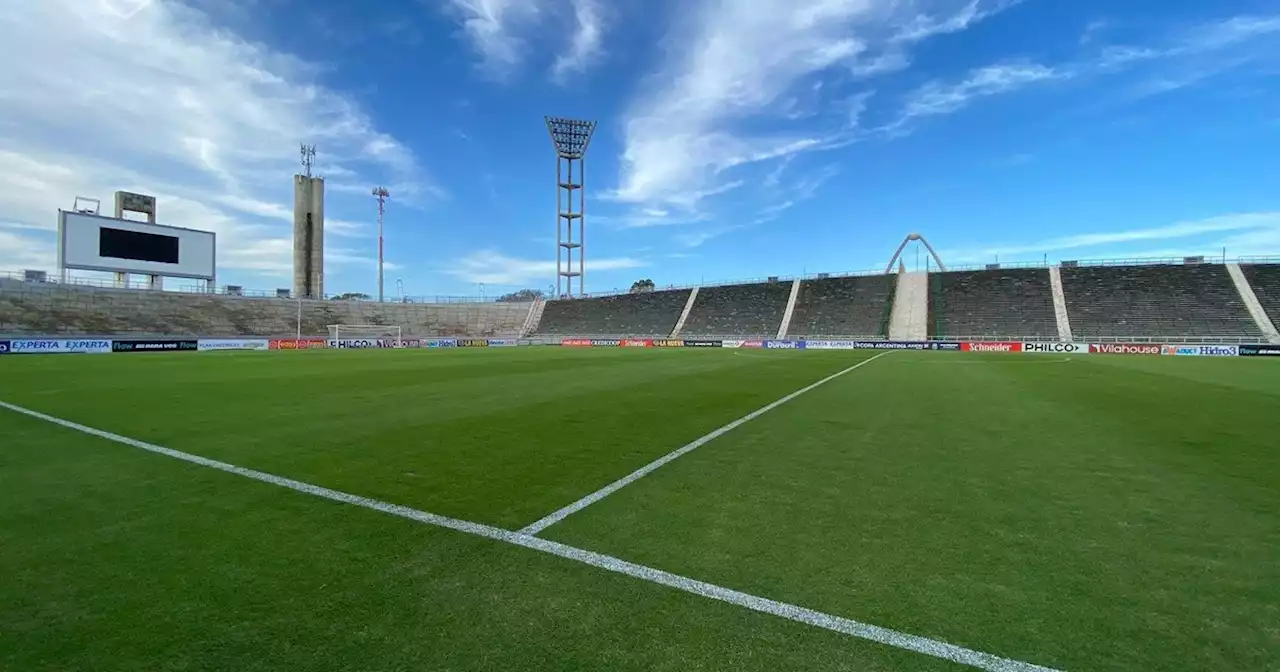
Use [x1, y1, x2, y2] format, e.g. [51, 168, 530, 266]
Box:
[960, 341, 1023, 353]
[269, 338, 327, 350]
[561, 339, 592, 347]
[1089, 343, 1162, 355]
[621, 339, 652, 347]
[740, 340, 765, 349]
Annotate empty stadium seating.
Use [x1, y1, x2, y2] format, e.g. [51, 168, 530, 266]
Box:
[1240, 264, 1280, 326]
[680, 281, 791, 338]
[1060, 264, 1261, 339]
[0, 279, 529, 338]
[787, 275, 895, 338]
[532, 289, 690, 336]
[928, 269, 1058, 340]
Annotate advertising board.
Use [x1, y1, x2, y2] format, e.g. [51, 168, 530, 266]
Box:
[1164, 345, 1238, 357]
[721, 340, 743, 348]
[1021, 342, 1088, 354]
[427, 339, 459, 348]
[1088, 343, 1161, 355]
[458, 339, 490, 348]
[1239, 344, 1280, 356]
[269, 339, 327, 350]
[620, 339, 652, 347]
[961, 341, 1023, 353]
[652, 340, 685, 348]
[7, 339, 113, 354]
[487, 339, 518, 347]
[197, 339, 269, 352]
[740, 340, 765, 349]
[683, 340, 722, 348]
[561, 339, 592, 347]
[932, 342, 962, 351]
[804, 340, 859, 350]
[0, 340, 8, 354]
[590, 339, 621, 347]
[327, 339, 395, 349]
[764, 340, 805, 349]
[851, 341, 929, 350]
[112, 339, 198, 352]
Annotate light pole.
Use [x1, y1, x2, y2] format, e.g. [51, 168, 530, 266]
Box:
[372, 186, 390, 302]
[545, 116, 596, 297]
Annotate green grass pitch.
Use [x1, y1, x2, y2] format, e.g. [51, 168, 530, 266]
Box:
[1, 347, 1277, 671]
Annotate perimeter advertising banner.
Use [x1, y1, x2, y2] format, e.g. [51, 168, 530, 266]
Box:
[961, 341, 1023, 353]
[1021, 342, 1089, 354]
[764, 340, 805, 349]
[327, 339, 400, 349]
[932, 342, 962, 351]
[1239, 344, 1280, 356]
[683, 339, 722, 348]
[427, 339, 459, 348]
[487, 339, 518, 347]
[197, 339, 269, 352]
[458, 339, 490, 348]
[721, 340, 744, 348]
[620, 339, 652, 347]
[0, 340, 8, 354]
[1160, 344, 1240, 357]
[112, 340, 198, 353]
[561, 339, 592, 347]
[740, 340, 765, 348]
[1088, 343, 1162, 355]
[4, 338, 112, 354]
[652, 339, 685, 348]
[269, 339, 327, 350]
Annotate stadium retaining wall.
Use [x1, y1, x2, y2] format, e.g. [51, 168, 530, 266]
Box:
[3, 337, 1277, 357]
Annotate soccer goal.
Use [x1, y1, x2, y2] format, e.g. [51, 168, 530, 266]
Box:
[328, 324, 403, 346]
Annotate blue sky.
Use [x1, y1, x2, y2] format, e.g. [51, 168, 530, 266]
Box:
[0, 0, 1277, 299]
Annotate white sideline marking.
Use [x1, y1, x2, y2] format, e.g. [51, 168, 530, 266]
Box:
[0, 399, 1059, 672]
[519, 351, 895, 536]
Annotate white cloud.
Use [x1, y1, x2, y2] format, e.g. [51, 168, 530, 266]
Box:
[0, 0, 426, 280]
[945, 213, 1280, 262]
[896, 62, 1063, 123]
[550, 0, 606, 83]
[446, 0, 544, 76]
[444, 249, 646, 285]
[611, 0, 1013, 208]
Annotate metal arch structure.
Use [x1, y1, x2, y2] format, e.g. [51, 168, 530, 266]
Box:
[546, 116, 596, 297]
[885, 233, 947, 274]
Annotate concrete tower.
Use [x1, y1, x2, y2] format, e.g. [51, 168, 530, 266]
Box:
[292, 175, 325, 298]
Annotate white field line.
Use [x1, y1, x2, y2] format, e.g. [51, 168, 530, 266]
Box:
[0, 399, 1060, 672]
[519, 351, 895, 536]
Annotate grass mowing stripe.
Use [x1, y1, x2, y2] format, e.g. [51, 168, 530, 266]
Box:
[0, 398, 1057, 672]
[519, 351, 896, 536]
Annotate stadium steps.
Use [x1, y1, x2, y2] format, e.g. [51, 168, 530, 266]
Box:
[929, 269, 1057, 341]
[776, 279, 802, 339]
[1229, 263, 1280, 343]
[889, 271, 928, 341]
[1060, 264, 1262, 340]
[670, 287, 699, 338]
[786, 275, 897, 339]
[1049, 265, 1074, 342]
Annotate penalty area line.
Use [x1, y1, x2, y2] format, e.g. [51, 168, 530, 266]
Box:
[0, 399, 1060, 672]
[519, 350, 895, 536]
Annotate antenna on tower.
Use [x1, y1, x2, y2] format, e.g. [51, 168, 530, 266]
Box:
[372, 186, 390, 303]
[300, 144, 317, 178]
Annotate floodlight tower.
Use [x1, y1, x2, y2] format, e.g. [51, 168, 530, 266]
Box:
[545, 116, 596, 297]
[372, 186, 390, 302]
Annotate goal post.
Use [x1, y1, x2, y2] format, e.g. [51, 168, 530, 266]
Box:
[327, 324, 403, 346]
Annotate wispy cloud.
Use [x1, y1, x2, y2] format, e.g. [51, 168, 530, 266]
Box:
[886, 12, 1280, 132]
[445, 0, 544, 77]
[610, 0, 1014, 209]
[550, 0, 606, 83]
[444, 249, 645, 285]
[945, 212, 1280, 262]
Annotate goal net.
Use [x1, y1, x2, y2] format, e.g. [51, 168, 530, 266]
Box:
[328, 324, 403, 347]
